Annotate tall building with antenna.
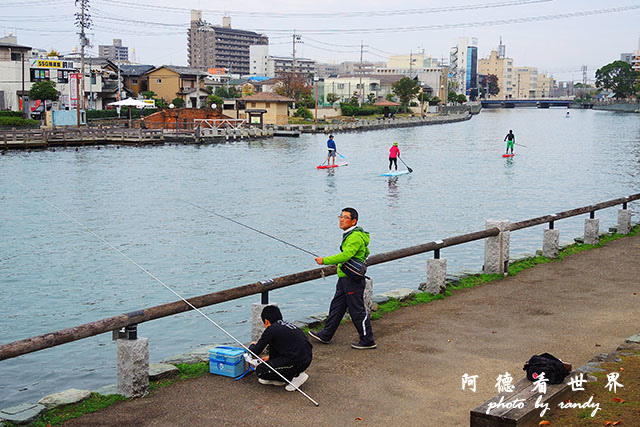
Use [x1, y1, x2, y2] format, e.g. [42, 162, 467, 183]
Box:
[187, 10, 268, 75]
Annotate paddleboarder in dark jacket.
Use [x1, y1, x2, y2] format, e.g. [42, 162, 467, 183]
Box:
[504, 130, 515, 154]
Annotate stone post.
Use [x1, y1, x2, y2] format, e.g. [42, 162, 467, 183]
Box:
[421, 258, 447, 294]
[543, 229, 559, 258]
[117, 336, 149, 398]
[251, 302, 276, 343]
[618, 209, 632, 234]
[364, 277, 373, 317]
[483, 220, 510, 275]
[584, 218, 599, 245]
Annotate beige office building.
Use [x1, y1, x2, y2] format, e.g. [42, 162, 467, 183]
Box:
[478, 49, 514, 99]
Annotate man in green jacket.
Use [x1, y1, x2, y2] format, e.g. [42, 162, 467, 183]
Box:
[311, 207, 376, 349]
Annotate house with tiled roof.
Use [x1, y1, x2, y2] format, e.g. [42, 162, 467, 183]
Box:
[145, 65, 209, 107]
[120, 64, 154, 97]
[239, 92, 294, 125]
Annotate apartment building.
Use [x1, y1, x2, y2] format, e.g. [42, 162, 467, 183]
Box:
[188, 10, 268, 75]
[249, 45, 316, 79]
[449, 37, 478, 97]
[98, 39, 129, 62]
[387, 53, 438, 70]
[323, 74, 404, 103]
[478, 49, 514, 99]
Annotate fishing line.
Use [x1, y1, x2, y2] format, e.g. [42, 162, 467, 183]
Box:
[180, 199, 320, 258]
[13, 182, 320, 406]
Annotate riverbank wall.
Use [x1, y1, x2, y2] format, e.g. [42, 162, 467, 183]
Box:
[592, 102, 640, 113]
[0, 112, 473, 151]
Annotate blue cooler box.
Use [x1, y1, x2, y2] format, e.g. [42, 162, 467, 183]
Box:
[209, 346, 247, 378]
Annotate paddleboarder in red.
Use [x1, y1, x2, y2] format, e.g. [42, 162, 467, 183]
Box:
[389, 142, 400, 171]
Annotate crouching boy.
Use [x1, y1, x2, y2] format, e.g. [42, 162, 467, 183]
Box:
[248, 305, 313, 391]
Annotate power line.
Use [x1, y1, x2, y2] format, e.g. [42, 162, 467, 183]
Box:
[250, 5, 640, 34]
[93, 0, 552, 18]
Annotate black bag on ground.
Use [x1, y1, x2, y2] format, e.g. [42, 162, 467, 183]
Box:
[341, 257, 367, 280]
[523, 353, 569, 384]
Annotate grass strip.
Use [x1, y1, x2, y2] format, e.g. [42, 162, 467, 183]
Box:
[14, 363, 210, 426]
[369, 224, 640, 321]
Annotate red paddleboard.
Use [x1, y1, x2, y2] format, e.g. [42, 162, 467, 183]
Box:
[502, 154, 515, 158]
[317, 162, 348, 169]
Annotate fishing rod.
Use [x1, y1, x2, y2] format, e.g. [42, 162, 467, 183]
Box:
[13, 183, 320, 406]
[180, 199, 320, 258]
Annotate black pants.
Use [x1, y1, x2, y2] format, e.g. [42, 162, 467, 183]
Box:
[318, 276, 374, 345]
[389, 157, 398, 170]
[256, 356, 311, 381]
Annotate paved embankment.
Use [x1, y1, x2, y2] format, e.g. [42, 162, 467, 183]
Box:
[593, 103, 640, 113]
[65, 234, 640, 426]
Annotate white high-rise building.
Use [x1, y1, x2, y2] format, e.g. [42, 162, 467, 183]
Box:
[449, 37, 478, 97]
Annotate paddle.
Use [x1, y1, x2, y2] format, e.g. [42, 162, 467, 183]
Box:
[335, 151, 347, 159]
[514, 143, 528, 148]
[398, 156, 413, 173]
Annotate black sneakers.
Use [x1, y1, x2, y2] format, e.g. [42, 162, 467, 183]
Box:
[308, 330, 330, 344]
[351, 340, 377, 350]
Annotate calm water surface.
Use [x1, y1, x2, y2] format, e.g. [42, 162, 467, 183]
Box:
[1, 108, 639, 407]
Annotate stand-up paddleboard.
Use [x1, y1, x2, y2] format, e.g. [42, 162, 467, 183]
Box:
[502, 154, 515, 158]
[317, 162, 348, 169]
[381, 170, 410, 176]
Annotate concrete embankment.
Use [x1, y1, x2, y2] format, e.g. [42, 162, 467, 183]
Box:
[0, 112, 475, 151]
[281, 112, 472, 135]
[593, 103, 640, 113]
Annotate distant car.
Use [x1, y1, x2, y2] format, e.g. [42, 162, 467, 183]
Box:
[30, 104, 45, 120]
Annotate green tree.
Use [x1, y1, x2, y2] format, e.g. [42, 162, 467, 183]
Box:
[392, 77, 421, 112]
[486, 74, 500, 96]
[171, 97, 184, 108]
[207, 94, 224, 109]
[326, 93, 339, 105]
[385, 93, 397, 102]
[448, 90, 458, 104]
[29, 80, 59, 102]
[595, 60, 639, 98]
[141, 91, 156, 99]
[456, 94, 468, 104]
[366, 93, 377, 104]
[428, 96, 441, 106]
[214, 87, 229, 98]
[293, 105, 313, 119]
[349, 91, 359, 105]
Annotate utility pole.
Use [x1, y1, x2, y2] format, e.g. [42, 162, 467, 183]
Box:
[196, 72, 200, 109]
[75, 0, 92, 110]
[21, 52, 27, 119]
[359, 41, 363, 107]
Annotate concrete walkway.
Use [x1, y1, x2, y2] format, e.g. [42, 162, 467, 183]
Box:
[65, 234, 640, 426]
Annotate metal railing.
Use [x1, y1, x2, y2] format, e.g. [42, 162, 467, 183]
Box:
[0, 193, 638, 361]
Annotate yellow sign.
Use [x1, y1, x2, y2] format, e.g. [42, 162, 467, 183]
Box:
[36, 59, 62, 68]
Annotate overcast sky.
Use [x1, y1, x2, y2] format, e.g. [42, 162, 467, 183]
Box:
[2, 0, 639, 82]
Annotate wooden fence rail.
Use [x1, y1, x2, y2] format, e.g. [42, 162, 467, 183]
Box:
[0, 192, 638, 361]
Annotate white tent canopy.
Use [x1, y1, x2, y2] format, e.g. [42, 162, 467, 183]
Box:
[107, 98, 150, 108]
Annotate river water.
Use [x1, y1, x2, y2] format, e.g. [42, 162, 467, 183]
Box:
[1, 108, 639, 407]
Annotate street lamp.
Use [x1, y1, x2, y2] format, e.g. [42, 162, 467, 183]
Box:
[314, 76, 319, 125]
